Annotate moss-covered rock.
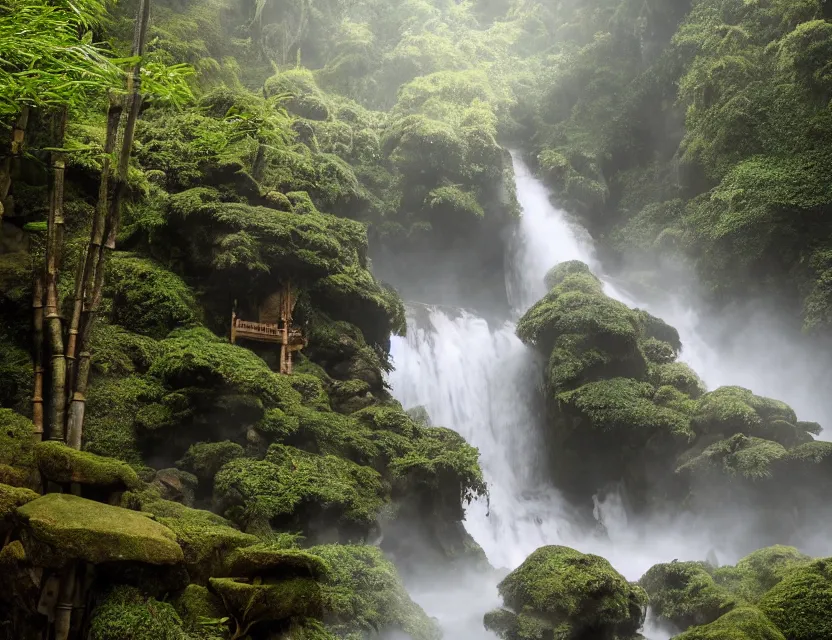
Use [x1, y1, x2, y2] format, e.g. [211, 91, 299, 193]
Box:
[173, 584, 228, 633]
[214, 444, 386, 538]
[0, 483, 39, 530]
[676, 434, 787, 482]
[34, 441, 142, 491]
[224, 544, 330, 580]
[90, 585, 191, 640]
[17, 493, 183, 567]
[712, 546, 812, 603]
[125, 492, 257, 581]
[208, 577, 324, 634]
[310, 544, 441, 640]
[672, 606, 786, 640]
[757, 558, 832, 640]
[175, 441, 246, 484]
[692, 387, 814, 448]
[105, 253, 201, 339]
[486, 545, 647, 640]
[639, 561, 736, 630]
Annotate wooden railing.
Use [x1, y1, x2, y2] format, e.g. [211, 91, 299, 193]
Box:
[231, 317, 305, 345]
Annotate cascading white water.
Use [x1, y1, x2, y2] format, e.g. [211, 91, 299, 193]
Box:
[386, 152, 829, 638]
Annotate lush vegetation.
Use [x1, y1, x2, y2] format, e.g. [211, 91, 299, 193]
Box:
[3, 0, 832, 638]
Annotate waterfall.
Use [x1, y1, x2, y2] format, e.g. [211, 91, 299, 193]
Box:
[385, 152, 826, 638]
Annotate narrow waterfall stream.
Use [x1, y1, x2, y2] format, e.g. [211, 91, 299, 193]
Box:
[385, 153, 828, 638]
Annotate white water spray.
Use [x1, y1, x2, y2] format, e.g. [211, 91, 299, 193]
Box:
[386, 152, 827, 638]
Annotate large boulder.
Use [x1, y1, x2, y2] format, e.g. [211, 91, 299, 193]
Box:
[16, 493, 183, 567]
[712, 546, 812, 603]
[639, 561, 736, 630]
[672, 606, 785, 640]
[757, 558, 832, 640]
[484, 545, 647, 640]
[34, 441, 142, 492]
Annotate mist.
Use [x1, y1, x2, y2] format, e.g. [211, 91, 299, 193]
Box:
[381, 151, 832, 639]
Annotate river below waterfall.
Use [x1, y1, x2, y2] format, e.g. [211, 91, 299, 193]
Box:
[384, 152, 831, 639]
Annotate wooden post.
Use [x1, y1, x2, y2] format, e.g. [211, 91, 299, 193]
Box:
[231, 310, 237, 344]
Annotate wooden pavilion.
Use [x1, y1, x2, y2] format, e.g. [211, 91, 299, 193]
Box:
[231, 282, 306, 374]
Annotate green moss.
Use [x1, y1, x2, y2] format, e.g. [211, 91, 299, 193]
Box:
[713, 546, 812, 603]
[653, 362, 705, 398]
[676, 434, 787, 481]
[173, 584, 228, 633]
[757, 558, 832, 640]
[692, 387, 813, 447]
[0, 483, 39, 528]
[389, 425, 486, 509]
[17, 493, 183, 567]
[214, 444, 386, 535]
[128, 493, 257, 580]
[640, 561, 736, 630]
[641, 337, 677, 365]
[175, 441, 246, 483]
[106, 253, 200, 339]
[84, 374, 167, 464]
[209, 577, 324, 632]
[90, 586, 191, 640]
[225, 544, 330, 579]
[558, 377, 693, 441]
[673, 606, 786, 640]
[0, 409, 35, 486]
[309, 544, 441, 640]
[544, 260, 593, 290]
[89, 323, 163, 377]
[493, 545, 647, 639]
[152, 328, 303, 409]
[517, 266, 650, 392]
[34, 441, 141, 490]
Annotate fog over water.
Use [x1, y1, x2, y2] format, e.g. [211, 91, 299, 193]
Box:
[385, 152, 832, 638]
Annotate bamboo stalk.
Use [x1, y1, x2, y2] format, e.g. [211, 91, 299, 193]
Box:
[0, 108, 29, 219]
[67, 0, 152, 449]
[53, 563, 77, 640]
[66, 98, 122, 395]
[32, 273, 45, 442]
[45, 109, 68, 442]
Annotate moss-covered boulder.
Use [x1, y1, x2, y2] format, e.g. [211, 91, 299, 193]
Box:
[125, 492, 257, 581]
[90, 585, 192, 640]
[485, 545, 647, 640]
[34, 441, 142, 491]
[517, 267, 648, 385]
[175, 441, 245, 484]
[692, 387, 815, 448]
[310, 544, 442, 640]
[225, 544, 330, 580]
[639, 561, 736, 630]
[712, 546, 812, 603]
[214, 444, 386, 539]
[16, 493, 183, 567]
[757, 558, 832, 640]
[0, 483, 39, 530]
[672, 606, 786, 640]
[516, 263, 700, 505]
[105, 253, 201, 339]
[208, 577, 324, 635]
[676, 434, 787, 482]
[173, 584, 228, 633]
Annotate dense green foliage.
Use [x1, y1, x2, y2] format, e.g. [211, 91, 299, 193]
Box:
[3, 0, 832, 637]
[485, 545, 647, 640]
